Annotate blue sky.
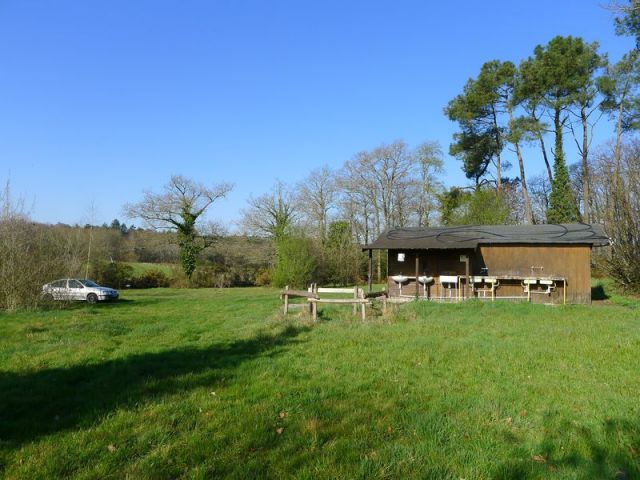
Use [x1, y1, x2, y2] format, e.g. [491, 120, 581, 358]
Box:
[0, 0, 634, 228]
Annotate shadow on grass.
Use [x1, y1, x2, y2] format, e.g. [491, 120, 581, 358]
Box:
[0, 324, 308, 448]
[591, 284, 610, 301]
[493, 415, 640, 479]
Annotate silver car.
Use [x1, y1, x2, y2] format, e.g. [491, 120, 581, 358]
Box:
[42, 279, 119, 303]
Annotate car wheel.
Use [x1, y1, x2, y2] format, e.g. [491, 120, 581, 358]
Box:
[87, 293, 98, 304]
[43, 293, 54, 302]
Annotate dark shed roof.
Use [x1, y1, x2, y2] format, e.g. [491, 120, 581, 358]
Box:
[364, 223, 610, 250]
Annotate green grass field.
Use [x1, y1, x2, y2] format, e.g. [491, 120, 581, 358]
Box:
[1, 285, 639, 479]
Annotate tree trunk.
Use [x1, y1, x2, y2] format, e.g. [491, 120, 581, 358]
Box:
[508, 104, 534, 224]
[614, 100, 624, 179]
[531, 108, 553, 183]
[554, 107, 563, 168]
[580, 107, 591, 223]
[537, 133, 553, 182]
[492, 106, 502, 193]
[515, 141, 534, 224]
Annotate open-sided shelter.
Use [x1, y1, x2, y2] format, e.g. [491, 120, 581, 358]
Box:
[364, 223, 609, 304]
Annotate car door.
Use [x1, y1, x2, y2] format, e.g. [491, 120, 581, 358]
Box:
[50, 279, 67, 300]
[67, 279, 85, 300]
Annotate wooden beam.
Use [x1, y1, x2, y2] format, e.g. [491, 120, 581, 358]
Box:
[308, 298, 369, 304]
[281, 289, 319, 298]
[317, 287, 357, 294]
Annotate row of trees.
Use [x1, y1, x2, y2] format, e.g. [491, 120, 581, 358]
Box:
[445, 34, 640, 225]
[239, 140, 445, 286]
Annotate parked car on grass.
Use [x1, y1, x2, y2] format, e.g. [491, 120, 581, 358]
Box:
[42, 279, 119, 303]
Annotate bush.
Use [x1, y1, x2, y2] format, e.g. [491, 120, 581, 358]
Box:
[324, 221, 365, 286]
[0, 214, 87, 310]
[130, 268, 171, 289]
[93, 261, 134, 289]
[272, 236, 316, 288]
[254, 267, 272, 286]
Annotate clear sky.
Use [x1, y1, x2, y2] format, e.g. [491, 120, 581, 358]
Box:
[0, 0, 634, 228]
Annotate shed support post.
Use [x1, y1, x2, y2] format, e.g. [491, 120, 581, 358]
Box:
[415, 255, 419, 300]
[465, 257, 470, 299]
[368, 249, 373, 293]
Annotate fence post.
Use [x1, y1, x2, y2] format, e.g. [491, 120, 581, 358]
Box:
[352, 286, 357, 316]
[283, 285, 289, 315]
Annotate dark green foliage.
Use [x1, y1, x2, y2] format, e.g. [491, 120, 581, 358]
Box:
[599, 51, 640, 131]
[519, 36, 602, 223]
[272, 236, 317, 288]
[449, 126, 499, 185]
[437, 187, 465, 225]
[445, 60, 513, 186]
[614, 0, 640, 48]
[521, 36, 601, 170]
[546, 150, 580, 223]
[176, 210, 202, 281]
[439, 188, 511, 225]
[93, 261, 134, 289]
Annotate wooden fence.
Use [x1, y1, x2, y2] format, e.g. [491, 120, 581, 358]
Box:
[281, 284, 388, 321]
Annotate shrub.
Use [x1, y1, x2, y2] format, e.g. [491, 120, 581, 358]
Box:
[93, 261, 134, 289]
[130, 268, 171, 289]
[272, 236, 316, 288]
[254, 267, 272, 286]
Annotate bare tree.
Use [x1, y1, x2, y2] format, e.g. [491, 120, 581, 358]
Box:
[591, 140, 640, 289]
[124, 175, 232, 279]
[241, 181, 298, 240]
[296, 166, 337, 242]
[412, 142, 444, 227]
[528, 174, 552, 224]
[337, 140, 444, 279]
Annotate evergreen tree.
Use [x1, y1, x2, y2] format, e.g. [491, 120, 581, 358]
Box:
[546, 151, 580, 223]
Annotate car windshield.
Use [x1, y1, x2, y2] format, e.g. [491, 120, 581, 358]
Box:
[79, 279, 100, 287]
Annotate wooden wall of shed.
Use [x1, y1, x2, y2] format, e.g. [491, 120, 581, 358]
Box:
[477, 244, 591, 304]
[386, 244, 592, 304]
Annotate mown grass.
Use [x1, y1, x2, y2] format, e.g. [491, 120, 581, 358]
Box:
[0, 287, 639, 479]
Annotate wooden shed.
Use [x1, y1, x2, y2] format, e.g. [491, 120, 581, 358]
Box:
[364, 223, 609, 305]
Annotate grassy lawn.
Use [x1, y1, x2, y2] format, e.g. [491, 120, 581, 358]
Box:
[1, 287, 639, 479]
